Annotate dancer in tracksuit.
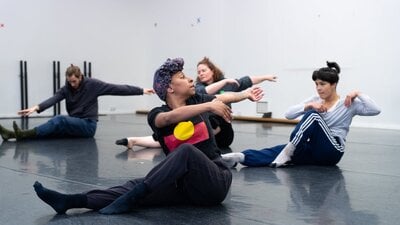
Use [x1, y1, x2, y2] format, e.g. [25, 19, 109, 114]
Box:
[222, 61, 381, 168]
[33, 58, 263, 214]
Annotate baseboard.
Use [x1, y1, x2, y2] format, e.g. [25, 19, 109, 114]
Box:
[232, 115, 298, 124]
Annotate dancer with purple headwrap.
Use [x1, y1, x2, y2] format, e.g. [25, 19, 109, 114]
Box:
[115, 57, 276, 149]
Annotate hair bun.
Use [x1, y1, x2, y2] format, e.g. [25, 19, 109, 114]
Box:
[326, 61, 340, 74]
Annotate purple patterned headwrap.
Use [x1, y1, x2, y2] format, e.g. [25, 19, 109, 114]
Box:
[153, 58, 184, 101]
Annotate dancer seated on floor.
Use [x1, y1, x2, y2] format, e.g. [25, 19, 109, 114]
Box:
[222, 61, 381, 168]
[0, 64, 154, 141]
[33, 57, 263, 214]
[116, 56, 276, 149]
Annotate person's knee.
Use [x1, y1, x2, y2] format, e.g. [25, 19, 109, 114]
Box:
[299, 110, 322, 127]
[176, 143, 195, 154]
[49, 115, 68, 126]
[174, 143, 201, 158]
[304, 110, 320, 118]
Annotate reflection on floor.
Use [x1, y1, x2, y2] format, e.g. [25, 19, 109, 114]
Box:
[0, 114, 399, 225]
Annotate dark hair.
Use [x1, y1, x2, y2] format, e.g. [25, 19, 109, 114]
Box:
[65, 64, 83, 78]
[196, 57, 225, 83]
[312, 61, 340, 84]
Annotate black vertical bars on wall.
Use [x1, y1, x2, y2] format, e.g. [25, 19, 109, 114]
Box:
[19, 60, 29, 129]
[53, 61, 61, 116]
[89, 62, 92, 78]
[83, 61, 92, 78]
[19, 60, 28, 110]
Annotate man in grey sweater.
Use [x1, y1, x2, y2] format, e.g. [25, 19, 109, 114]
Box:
[0, 64, 154, 141]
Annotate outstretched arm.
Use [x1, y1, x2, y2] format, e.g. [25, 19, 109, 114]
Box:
[18, 105, 40, 117]
[204, 79, 239, 94]
[250, 75, 277, 85]
[154, 101, 232, 128]
[154, 87, 264, 128]
[215, 86, 264, 104]
[18, 87, 66, 116]
[143, 88, 155, 95]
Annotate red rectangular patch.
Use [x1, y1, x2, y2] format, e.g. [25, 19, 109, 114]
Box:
[163, 121, 209, 152]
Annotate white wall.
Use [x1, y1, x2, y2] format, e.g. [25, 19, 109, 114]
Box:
[0, 0, 157, 117]
[0, 0, 399, 129]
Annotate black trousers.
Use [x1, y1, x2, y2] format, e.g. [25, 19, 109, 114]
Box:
[210, 115, 234, 148]
[85, 143, 232, 210]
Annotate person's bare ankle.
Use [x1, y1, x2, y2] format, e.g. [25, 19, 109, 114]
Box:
[127, 138, 136, 149]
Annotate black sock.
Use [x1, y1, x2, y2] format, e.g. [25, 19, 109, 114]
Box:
[99, 181, 148, 215]
[33, 181, 87, 214]
[115, 138, 128, 146]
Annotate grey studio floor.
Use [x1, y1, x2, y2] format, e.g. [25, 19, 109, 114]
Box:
[0, 114, 399, 225]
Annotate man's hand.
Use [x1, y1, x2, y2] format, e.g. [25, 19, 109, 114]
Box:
[18, 105, 39, 117]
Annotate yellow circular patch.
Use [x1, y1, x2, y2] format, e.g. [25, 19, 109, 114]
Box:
[174, 121, 195, 141]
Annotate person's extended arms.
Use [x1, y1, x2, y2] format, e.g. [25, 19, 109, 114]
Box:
[204, 79, 239, 94]
[18, 88, 66, 116]
[250, 75, 277, 85]
[155, 87, 264, 128]
[215, 86, 264, 104]
[154, 101, 232, 128]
